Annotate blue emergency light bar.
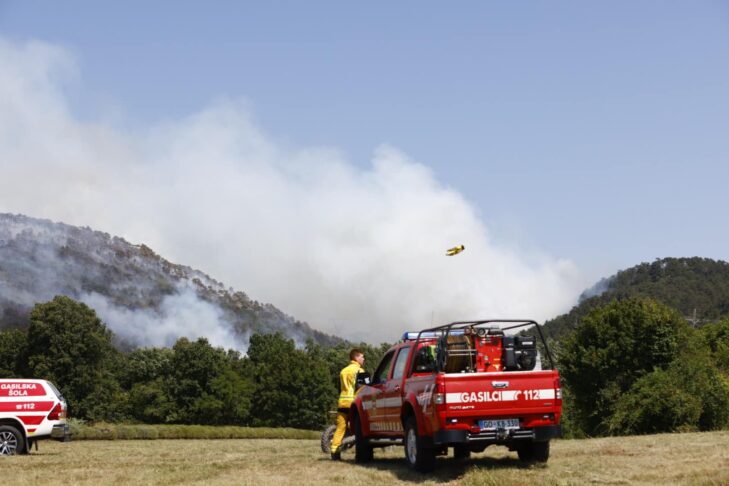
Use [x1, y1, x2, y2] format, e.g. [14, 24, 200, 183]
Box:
[401, 330, 465, 340]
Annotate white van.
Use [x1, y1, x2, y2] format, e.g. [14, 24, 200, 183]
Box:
[0, 379, 70, 455]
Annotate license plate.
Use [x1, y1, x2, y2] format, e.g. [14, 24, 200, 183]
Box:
[479, 418, 520, 430]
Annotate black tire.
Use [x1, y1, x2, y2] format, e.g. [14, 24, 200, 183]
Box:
[453, 444, 470, 460]
[321, 424, 337, 454]
[403, 416, 435, 472]
[354, 414, 373, 463]
[517, 440, 550, 463]
[0, 425, 25, 456]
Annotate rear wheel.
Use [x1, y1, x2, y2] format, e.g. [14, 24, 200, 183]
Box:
[0, 425, 24, 456]
[403, 416, 435, 472]
[517, 440, 550, 463]
[354, 414, 373, 463]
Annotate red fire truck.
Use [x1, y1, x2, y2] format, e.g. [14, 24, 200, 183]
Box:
[349, 319, 562, 471]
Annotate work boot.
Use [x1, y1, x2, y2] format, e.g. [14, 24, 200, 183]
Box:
[331, 450, 341, 461]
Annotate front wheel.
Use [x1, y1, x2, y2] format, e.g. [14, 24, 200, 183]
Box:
[354, 414, 373, 463]
[403, 416, 435, 472]
[0, 425, 25, 456]
[517, 440, 550, 463]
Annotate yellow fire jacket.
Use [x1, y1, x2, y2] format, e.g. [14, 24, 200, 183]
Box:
[337, 360, 364, 409]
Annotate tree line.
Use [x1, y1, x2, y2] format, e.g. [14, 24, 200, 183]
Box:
[0, 296, 389, 430]
[3, 294, 728, 438]
[558, 297, 729, 437]
[543, 257, 729, 342]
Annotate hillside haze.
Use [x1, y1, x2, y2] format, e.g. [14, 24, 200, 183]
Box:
[543, 257, 729, 341]
[0, 213, 340, 349]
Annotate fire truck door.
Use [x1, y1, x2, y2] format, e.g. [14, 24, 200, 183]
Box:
[367, 350, 395, 432]
[380, 345, 412, 436]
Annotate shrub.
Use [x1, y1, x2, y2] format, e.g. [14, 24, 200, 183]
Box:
[608, 369, 702, 435]
[559, 298, 690, 436]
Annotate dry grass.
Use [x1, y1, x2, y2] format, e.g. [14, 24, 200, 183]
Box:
[3, 430, 729, 485]
[70, 422, 319, 440]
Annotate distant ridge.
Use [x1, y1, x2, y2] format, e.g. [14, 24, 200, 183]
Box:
[0, 213, 342, 348]
[543, 257, 729, 341]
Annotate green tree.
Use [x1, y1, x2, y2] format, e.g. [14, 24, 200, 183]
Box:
[113, 346, 174, 423]
[559, 297, 690, 436]
[162, 337, 252, 425]
[700, 317, 729, 374]
[607, 368, 702, 435]
[165, 337, 228, 423]
[557, 386, 586, 439]
[0, 329, 27, 378]
[190, 367, 252, 425]
[128, 378, 173, 423]
[673, 332, 729, 430]
[25, 296, 124, 420]
[608, 350, 729, 435]
[248, 333, 335, 429]
[117, 347, 173, 389]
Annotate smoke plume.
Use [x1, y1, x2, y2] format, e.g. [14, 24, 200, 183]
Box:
[80, 287, 243, 349]
[0, 37, 584, 344]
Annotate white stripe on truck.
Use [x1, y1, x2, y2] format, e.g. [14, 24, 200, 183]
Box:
[446, 388, 556, 403]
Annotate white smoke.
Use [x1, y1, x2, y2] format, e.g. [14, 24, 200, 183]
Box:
[79, 286, 243, 349]
[0, 37, 585, 344]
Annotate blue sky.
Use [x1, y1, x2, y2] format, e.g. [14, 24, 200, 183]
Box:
[1, 1, 728, 337]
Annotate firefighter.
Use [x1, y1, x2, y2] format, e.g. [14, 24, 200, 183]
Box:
[331, 348, 365, 460]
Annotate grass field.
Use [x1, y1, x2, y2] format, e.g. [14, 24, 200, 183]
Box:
[69, 422, 319, 440]
[3, 430, 729, 485]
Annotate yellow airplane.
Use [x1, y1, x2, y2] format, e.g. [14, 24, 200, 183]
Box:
[446, 244, 465, 256]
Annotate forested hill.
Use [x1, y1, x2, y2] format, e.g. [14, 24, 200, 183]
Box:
[543, 257, 729, 342]
[0, 213, 341, 349]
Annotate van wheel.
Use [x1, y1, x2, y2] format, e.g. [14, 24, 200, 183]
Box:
[404, 416, 435, 472]
[517, 440, 550, 463]
[354, 414, 373, 463]
[0, 425, 25, 456]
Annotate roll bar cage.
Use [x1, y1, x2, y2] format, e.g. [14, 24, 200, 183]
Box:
[409, 319, 555, 372]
